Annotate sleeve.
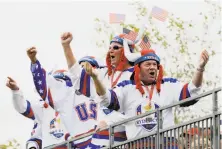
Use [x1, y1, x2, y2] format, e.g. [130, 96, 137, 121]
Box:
[11, 90, 43, 149]
[98, 107, 128, 125]
[12, 90, 35, 120]
[30, 60, 71, 111]
[99, 82, 126, 111]
[69, 63, 101, 98]
[169, 79, 201, 106]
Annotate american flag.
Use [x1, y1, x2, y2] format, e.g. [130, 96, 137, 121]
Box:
[139, 35, 151, 50]
[123, 28, 138, 41]
[109, 13, 125, 24]
[151, 6, 168, 22]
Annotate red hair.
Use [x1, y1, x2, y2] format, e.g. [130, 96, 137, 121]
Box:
[106, 52, 112, 76]
[134, 64, 145, 95]
[156, 65, 163, 92]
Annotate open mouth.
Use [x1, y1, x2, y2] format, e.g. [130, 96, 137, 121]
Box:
[110, 55, 115, 59]
[149, 72, 155, 76]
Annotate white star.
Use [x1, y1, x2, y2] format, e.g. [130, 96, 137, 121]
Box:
[37, 73, 40, 76]
[38, 80, 42, 85]
[39, 89, 43, 94]
[36, 65, 38, 69]
[85, 146, 91, 149]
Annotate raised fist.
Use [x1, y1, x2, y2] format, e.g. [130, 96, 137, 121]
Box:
[61, 32, 73, 46]
[198, 50, 209, 69]
[27, 47, 37, 64]
[83, 62, 98, 79]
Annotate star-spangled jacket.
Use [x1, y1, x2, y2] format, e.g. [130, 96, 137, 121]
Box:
[30, 60, 101, 149]
[99, 78, 201, 140]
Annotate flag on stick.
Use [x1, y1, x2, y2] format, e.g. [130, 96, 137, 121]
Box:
[123, 28, 138, 41]
[109, 13, 125, 23]
[139, 35, 151, 50]
[151, 6, 168, 22]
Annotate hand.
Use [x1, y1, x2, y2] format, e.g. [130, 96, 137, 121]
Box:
[198, 50, 209, 69]
[27, 47, 37, 64]
[84, 62, 98, 78]
[61, 32, 73, 46]
[95, 120, 108, 132]
[6, 77, 19, 90]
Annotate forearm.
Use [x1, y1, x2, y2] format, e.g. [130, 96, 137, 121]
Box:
[12, 90, 27, 113]
[192, 67, 204, 88]
[62, 44, 77, 69]
[92, 75, 106, 96]
[30, 60, 47, 100]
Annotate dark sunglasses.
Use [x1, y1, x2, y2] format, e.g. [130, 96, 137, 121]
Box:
[109, 45, 123, 50]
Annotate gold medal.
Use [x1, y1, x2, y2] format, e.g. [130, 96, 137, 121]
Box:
[144, 102, 152, 111]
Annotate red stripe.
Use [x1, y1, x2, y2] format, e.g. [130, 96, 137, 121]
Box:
[48, 88, 54, 108]
[139, 40, 151, 50]
[182, 83, 189, 100]
[82, 73, 88, 96]
[27, 108, 34, 119]
[75, 128, 95, 138]
[41, 69, 47, 99]
[96, 130, 127, 139]
[76, 139, 91, 148]
[53, 147, 67, 149]
[124, 32, 137, 41]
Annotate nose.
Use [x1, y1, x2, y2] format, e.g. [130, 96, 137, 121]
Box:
[108, 47, 115, 52]
[149, 64, 156, 69]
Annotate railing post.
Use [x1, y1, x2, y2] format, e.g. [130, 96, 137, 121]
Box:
[109, 125, 114, 149]
[67, 141, 71, 149]
[157, 109, 163, 149]
[212, 90, 218, 149]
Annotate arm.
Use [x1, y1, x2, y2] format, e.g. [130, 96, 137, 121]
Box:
[180, 50, 209, 106]
[99, 108, 128, 126]
[12, 90, 35, 120]
[6, 77, 35, 120]
[165, 78, 201, 107]
[27, 47, 71, 110]
[84, 61, 105, 96]
[61, 32, 77, 69]
[6, 77, 43, 149]
[95, 81, 128, 111]
[192, 50, 209, 88]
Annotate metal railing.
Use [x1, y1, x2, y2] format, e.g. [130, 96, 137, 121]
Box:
[44, 87, 221, 149]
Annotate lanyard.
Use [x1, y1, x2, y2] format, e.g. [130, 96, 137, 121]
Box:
[111, 71, 123, 88]
[144, 85, 155, 111]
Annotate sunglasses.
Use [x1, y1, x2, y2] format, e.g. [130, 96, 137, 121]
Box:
[109, 45, 123, 50]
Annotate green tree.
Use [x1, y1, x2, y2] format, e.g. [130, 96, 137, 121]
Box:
[0, 139, 20, 149]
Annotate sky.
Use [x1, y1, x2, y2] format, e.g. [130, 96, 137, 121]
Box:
[0, 0, 221, 148]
